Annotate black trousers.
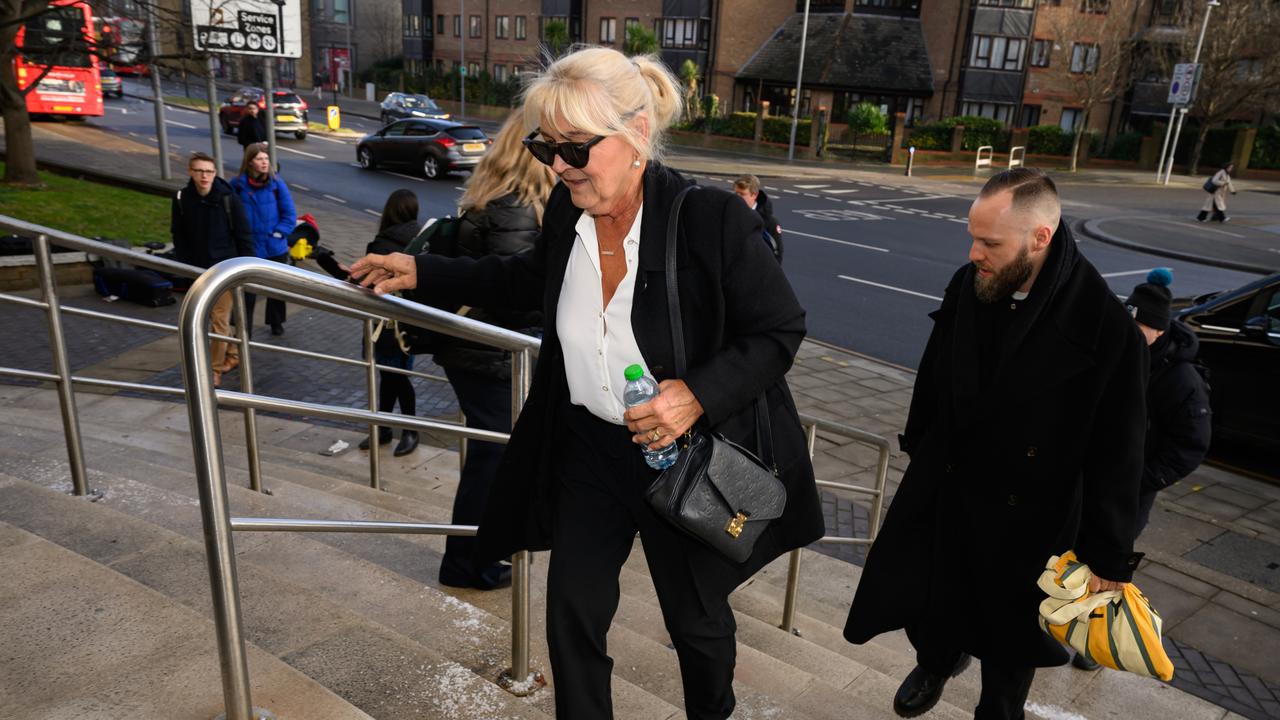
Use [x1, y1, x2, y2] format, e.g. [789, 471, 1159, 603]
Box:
[378, 370, 415, 417]
[243, 253, 289, 332]
[907, 626, 1036, 720]
[548, 404, 737, 720]
[440, 367, 512, 585]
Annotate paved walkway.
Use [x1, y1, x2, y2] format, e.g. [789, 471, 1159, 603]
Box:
[3, 114, 1279, 718]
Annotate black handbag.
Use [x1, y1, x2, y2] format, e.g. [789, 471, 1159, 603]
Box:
[643, 185, 788, 564]
[1203, 177, 1217, 193]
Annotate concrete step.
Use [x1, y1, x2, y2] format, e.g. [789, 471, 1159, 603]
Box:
[0, 510, 371, 720]
[0, 472, 556, 720]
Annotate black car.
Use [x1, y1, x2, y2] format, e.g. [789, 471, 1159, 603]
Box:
[356, 119, 490, 179]
[379, 92, 450, 124]
[1175, 272, 1280, 479]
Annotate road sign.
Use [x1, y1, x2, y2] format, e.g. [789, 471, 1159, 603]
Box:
[191, 0, 302, 58]
[327, 105, 340, 130]
[1168, 63, 1200, 106]
[459, 66, 468, 77]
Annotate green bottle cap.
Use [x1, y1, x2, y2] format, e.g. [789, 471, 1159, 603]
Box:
[624, 364, 645, 382]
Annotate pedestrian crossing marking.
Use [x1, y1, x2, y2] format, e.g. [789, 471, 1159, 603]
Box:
[822, 189, 860, 194]
[795, 184, 829, 189]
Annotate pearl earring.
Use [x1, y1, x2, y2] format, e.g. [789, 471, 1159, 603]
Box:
[632, 158, 642, 168]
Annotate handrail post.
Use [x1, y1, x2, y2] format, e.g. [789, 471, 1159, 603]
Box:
[233, 288, 265, 493]
[34, 234, 92, 497]
[500, 348, 543, 695]
[869, 443, 890, 541]
[781, 422, 819, 633]
[365, 319, 382, 490]
[179, 274, 259, 720]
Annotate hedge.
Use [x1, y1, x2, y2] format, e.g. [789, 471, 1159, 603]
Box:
[1027, 125, 1073, 156]
[903, 115, 1010, 151]
[684, 112, 812, 147]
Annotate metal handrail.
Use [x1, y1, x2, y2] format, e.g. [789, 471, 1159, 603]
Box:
[779, 415, 891, 633]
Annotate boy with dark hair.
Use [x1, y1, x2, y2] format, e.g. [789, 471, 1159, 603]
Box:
[171, 152, 254, 385]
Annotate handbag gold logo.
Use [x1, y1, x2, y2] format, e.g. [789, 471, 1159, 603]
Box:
[725, 511, 749, 538]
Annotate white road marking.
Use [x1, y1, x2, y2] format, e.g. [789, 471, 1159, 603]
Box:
[822, 188, 860, 194]
[384, 171, 425, 182]
[278, 146, 325, 159]
[364, 208, 382, 217]
[293, 184, 311, 191]
[949, 218, 969, 224]
[168, 106, 201, 115]
[782, 189, 799, 194]
[128, 131, 140, 137]
[1101, 269, 1155, 278]
[1144, 217, 1245, 239]
[165, 119, 197, 129]
[864, 195, 953, 204]
[454, 186, 466, 192]
[804, 193, 821, 198]
[764, 186, 779, 191]
[323, 194, 347, 204]
[839, 275, 942, 301]
[310, 135, 348, 144]
[786, 229, 889, 253]
[795, 184, 829, 189]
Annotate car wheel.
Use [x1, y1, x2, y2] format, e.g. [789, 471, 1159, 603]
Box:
[358, 147, 376, 170]
[295, 130, 307, 140]
[422, 155, 442, 179]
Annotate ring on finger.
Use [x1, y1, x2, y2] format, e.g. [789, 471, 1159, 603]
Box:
[650, 429, 662, 442]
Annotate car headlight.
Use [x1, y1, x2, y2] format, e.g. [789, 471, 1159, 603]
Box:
[411, 111, 426, 116]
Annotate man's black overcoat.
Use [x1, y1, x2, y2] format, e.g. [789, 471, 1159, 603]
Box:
[843, 223, 1148, 668]
[413, 163, 825, 599]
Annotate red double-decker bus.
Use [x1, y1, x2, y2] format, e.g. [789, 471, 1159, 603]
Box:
[15, 0, 103, 117]
[94, 15, 149, 76]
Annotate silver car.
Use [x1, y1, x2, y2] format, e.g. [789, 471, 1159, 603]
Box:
[99, 67, 123, 98]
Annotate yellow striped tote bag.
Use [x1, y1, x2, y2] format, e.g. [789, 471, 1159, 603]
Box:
[1037, 551, 1174, 681]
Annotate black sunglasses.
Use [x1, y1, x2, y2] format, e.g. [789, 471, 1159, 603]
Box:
[522, 130, 605, 169]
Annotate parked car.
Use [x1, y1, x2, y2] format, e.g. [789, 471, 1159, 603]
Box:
[99, 67, 123, 98]
[1175, 272, 1280, 479]
[219, 87, 309, 139]
[356, 119, 490, 179]
[379, 93, 449, 124]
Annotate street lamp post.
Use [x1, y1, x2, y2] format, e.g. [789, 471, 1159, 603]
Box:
[787, 0, 811, 162]
[1161, 0, 1220, 185]
[459, 0, 466, 119]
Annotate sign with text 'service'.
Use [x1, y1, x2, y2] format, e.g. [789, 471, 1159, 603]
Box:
[191, 0, 302, 58]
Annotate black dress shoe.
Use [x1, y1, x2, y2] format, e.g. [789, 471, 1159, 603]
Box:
[1072, 653, 1101, 671]
[439, 563, 512, 591]
[359, 427, 393, 450]
[270, 322, 284, 336]
[393, 430, 419, 457]
[893, 655, 970, 718]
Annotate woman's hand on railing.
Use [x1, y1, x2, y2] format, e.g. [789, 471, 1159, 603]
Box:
[349, 252, 418, 295]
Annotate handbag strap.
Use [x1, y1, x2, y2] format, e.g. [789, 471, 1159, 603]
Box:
[663, 185, 777, 471]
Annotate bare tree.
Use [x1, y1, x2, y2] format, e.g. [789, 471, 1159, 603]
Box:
[365, 0, 401, 64]
[1043, 4, 1135, 172]
[1161, 0, 1280, 174]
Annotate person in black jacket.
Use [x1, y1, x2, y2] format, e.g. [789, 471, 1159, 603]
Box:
[351, 47, 823, 720]
[171, 152, 253, 387]
[733, 174, 783, 263]
[1124, 268, 1213, 534]
[359, 189, 423, 457]
[236, 102, 267, 148]
[432, 107, 556, 591]
[844, 169, 1148, 718]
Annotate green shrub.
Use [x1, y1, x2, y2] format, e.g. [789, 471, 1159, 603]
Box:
[1027, 125, 1073, 156]
[701, 94, 719, 122]
[846, 102, 888, 138]
[905, 121, 951, 150]
[902, 115, 1009, 151]
[1104, 132, 1144, 161]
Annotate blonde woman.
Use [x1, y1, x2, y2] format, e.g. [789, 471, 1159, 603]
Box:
[436, 107, 556, 592]
[352, 47, 821, 719]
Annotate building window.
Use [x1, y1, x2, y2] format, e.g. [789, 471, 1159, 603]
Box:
[1020, 104, 1041, 127]
[961, 101, 1015, 124]
[403, 15, 413, 36]
[905, 97, 925, 126]
[437, 14, 444, 33]
[494, 64, 508, 82]
[976, 0, 1034, 6]
[1070, 43, 1099, 73]
[424, 15, 432, 36]
[1060, 107, 1083, 132]
[657, 17, 709, 50]
[333, 0, 349, 24]
[470, 15, 481, 38]
[969, 35, 1025, 71]
[625, 17, 640, 34]
[495, 15, 509, 39]
[853, 0, 921, 13]
[599, 17, 616, 44]
[453, 15, 461, 37]
[513, 64, 523, 76]
[1030, 39, 1051, 67]
[1082, 0, 1109, 12]
[515, 15, 527, 40]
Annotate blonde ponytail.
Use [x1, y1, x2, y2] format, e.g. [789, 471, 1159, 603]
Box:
[521, 46, 684, 163]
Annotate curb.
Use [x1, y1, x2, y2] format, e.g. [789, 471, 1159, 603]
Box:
[1077, 217, 1277, 275]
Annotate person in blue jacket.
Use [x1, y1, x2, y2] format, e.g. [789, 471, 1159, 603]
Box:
[231, 142, 297, 336]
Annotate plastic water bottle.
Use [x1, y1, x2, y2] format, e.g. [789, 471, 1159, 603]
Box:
[623, 364, 680, 470]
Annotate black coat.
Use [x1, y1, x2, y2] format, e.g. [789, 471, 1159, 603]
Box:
[843, 223, 1148, 668]
[432, 193, 544, 380]
[1143, 319, 1211, 492]
[755, 189, 783, 262]
[367, 221, 421, 356]
[170, 177, 254, 269]
[413, 164, 825, 587]
[237, 114, 267, 147]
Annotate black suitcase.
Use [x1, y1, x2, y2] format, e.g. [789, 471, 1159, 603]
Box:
[92, 267, 175, 307]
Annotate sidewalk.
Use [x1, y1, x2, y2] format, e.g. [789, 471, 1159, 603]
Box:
[3, 115, 1279, 719]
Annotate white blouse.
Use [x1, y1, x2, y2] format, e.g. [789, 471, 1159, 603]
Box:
[556, 206, 648, 425]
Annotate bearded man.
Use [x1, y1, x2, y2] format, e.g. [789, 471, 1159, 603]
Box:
[843, 168, 1148, 719]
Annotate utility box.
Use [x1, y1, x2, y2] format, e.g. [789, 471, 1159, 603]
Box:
[327, 105, 340, 130]
[365, 82, 376, 102]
